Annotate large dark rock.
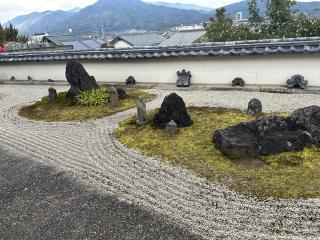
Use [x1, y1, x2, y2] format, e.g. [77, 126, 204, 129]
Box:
[153, 93, 192, 128]
[214, 122, 258, 158]
[214, 113, 314, 158]
[65, 61, 99, 100]
[255, 116, 312, 156]
[291, 105, 320, 146]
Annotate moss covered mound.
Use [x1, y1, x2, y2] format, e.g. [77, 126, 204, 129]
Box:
[19, 89, 156, 122]
[114, 107, 320, 199]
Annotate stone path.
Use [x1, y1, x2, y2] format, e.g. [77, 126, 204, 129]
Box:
[0, 85, 320, 239]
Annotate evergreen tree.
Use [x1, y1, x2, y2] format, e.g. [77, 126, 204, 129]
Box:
[0, 23, 5, 44]
[204, 8, 234, 42]
[265, 0, 296, 38]
[4, 23, 19, 42]
[248, 0, 263, 25]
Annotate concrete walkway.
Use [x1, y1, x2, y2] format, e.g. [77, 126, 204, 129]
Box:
[0, 85, 320, 239]
[0, 146, 200, 239]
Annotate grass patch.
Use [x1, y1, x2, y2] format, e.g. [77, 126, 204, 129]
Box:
[19, 89, 156, 122]
[114, 107, 320, 199]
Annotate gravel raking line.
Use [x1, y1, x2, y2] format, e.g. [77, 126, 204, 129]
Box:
[0, 85, 320, 239]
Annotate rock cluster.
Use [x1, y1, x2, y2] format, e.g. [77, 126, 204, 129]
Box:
[65, 60, 99, 100]
[153, 93, 192, 128]
[214, 106, 320, 158]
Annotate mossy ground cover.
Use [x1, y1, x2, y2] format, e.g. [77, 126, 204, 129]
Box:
[114, 107, 320, 199]
[19, 89, 156, 122]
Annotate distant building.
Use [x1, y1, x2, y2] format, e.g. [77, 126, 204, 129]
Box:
[42, 35, 105, 50]
[170, 24, 205, 31]
[31, 33, 48, 42]
[159, 29, 206, 47]
[233, 11, 249, 25]
[110, 33, 167, 48]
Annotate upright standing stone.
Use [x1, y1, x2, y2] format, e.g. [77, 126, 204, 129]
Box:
[27, 76, 33, 81]
[108, 87, 120, 107]
[65, 60, 99, 100]
[48, 87, 58, 101]
[10, 76, 15, 81]
[247, 98, 262, 115]
[136, 96, 147, 126]
[116, 88, 126, 100]
[177, 70, 191, 87]
[166, 120, 178, 135]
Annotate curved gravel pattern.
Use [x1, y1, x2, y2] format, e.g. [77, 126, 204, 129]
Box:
[0, 85, 320, 240]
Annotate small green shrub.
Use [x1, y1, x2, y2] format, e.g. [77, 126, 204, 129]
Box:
[76, 88, 110, 106]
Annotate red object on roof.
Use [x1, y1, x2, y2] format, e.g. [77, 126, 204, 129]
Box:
[0, 44, 6, 52]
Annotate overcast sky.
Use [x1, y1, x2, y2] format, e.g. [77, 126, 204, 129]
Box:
[0, 0, 318, 23]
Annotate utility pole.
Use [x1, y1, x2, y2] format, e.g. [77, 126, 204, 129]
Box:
[45, 18, 49, 34]
[100, 21, 105, 38]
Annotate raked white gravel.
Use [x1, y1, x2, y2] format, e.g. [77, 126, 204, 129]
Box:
[0, 85, 320, 240]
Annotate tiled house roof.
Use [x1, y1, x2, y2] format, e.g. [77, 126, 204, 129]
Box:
[110, 33, 167, 47]
[1, 37, 320, 63]
[159, 30, 206, 47]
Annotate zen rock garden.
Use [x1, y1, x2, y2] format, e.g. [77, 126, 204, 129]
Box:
[15, 59, 320, 201]
[3, 62, 320, 240]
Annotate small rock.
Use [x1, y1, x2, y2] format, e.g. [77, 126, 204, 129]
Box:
[136, 96, 147, 126]
[166, 120, 178, 135]
[232, 77, 245, 87]
[177, 69, 191, 87]
[48, 79, 55, 83]
[126, 76, 136, 85]
[116, 88, 126, 100]
[247, 98, 262, 115]
[48, 87, 58, 101]
[108, 87, 120, 107]
[287, 75, 308, 89]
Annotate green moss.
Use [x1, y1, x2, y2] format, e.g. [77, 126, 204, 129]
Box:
[19, 89, 156, 122]
[114, 107, 320, 199]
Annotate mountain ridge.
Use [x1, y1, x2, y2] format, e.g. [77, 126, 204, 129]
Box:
[7, 0, 210, 35]
[7, 0, 320, 35]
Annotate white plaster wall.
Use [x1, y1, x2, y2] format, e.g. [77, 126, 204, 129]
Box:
[113, 40, 133, 49]
[0, 54, 319, 86]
